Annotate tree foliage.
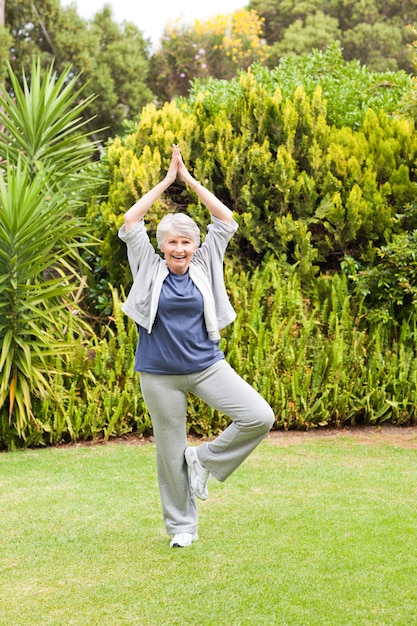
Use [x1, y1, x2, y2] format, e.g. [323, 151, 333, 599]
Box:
[0, 24, 11, 83]
[4, 0, 153, 141]
[149, 9, 268, 101]
[400, 26, 417, 120]
[248, 0, 416, 73]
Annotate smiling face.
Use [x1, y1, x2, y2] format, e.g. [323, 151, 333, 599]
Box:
[160, 233, 198, 274]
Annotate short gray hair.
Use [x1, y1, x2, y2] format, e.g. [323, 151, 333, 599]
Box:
[156, 213, 201, 249]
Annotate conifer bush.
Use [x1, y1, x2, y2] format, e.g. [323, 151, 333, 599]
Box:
[87, 45, 416, 292]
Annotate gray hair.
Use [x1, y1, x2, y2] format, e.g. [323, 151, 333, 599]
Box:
[156, 213, 201, 249]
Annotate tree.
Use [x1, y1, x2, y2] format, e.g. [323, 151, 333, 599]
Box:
[3, 0, 153, 141]
[400, 26, 417, 120]
[248, 0, 416, 73]
[149, 9, 268, 101]
[266, 11, 341, 66]
[248, 0, 322, 41]
[81, 7, 153, 139]
[342, 21, 405, 72]
[0, 60, 98, 445]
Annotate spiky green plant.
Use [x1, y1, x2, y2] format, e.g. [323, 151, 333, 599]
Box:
[0, 59, 98, 446]
[0, 163, 91, 441]
[0, 59, 96, 185]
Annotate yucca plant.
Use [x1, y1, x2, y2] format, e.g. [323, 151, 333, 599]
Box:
[0, 59, 97, 186]
[0, 59, 98, 447]
[0, 163, 90, 441]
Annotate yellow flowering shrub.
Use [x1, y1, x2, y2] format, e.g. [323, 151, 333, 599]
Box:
[150, 9, 268, 100]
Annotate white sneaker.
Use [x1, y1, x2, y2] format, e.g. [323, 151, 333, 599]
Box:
[185, 447, 210, 500]
[170, 532, 198, 548]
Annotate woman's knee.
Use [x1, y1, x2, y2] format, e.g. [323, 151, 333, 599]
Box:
[261, 405, 275, 431]
[248, 403, 275, 433]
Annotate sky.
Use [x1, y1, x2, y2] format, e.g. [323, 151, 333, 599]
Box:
[62, 0, 246, 49]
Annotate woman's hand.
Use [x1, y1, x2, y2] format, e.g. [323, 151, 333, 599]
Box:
[176, 147, 195, 187]
[164, 144, 181, 185]
[124, 145, 180, 231]
[176, 146, 233, 224]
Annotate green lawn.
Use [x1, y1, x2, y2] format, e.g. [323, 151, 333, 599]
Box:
[1, 430, 416, 625]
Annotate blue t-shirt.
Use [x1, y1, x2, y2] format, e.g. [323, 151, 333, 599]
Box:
[135, 271, 224, 374]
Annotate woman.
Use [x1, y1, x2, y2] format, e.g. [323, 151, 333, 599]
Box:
[119, 145, 274, 548]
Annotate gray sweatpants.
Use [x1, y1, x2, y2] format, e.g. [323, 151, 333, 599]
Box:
[140, 359, 275, 535]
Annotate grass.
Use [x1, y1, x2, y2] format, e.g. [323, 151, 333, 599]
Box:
[1, 431, 417, 625]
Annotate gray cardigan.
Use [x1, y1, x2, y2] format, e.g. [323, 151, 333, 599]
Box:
[118, 216, 239, 341]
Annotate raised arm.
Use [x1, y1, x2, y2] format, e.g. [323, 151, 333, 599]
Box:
[177, 149, 233, 224]
[123, 145, 180, 232]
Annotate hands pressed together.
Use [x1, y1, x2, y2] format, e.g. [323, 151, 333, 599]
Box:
[123, 144, 233, 230]
[165, 144, 195, 187]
